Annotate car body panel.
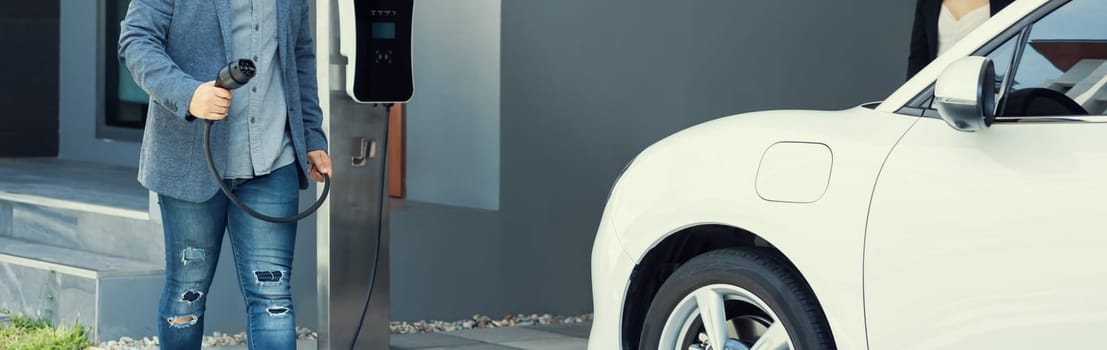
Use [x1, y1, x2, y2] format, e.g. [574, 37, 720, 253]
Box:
[865, 117, 1107, 349]
[589, 205, 638, 350]
[595, 108, 917, 349]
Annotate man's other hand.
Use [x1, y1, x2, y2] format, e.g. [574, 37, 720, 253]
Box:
[308, 150, 332, 183]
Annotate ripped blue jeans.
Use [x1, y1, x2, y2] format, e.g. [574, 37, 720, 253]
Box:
[156, 164, 299, 350]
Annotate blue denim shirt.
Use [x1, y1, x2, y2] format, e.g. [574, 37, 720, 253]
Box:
[225, 0, 296, 179]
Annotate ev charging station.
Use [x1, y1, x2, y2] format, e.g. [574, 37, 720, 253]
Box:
[314, 0, 414, 348]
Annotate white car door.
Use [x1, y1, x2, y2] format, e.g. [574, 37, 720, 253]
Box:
[865, 1, 1107, 349]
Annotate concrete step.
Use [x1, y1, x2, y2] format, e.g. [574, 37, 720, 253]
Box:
[0, 158, 162, 264]
[0, 158, 148, 219]
[0, 237, 164, 343]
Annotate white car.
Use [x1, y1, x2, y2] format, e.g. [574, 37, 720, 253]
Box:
[589, 1, 1107, 349]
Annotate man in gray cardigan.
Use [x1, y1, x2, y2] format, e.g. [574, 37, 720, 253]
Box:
[118, 0, 331, 348]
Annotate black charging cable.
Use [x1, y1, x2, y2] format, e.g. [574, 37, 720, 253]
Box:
[190, 59, 330, 223]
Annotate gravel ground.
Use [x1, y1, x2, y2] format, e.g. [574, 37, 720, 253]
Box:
[90, 327, 317, 350]
[390, 313, 593, 334]
[91, 313, 593, 349]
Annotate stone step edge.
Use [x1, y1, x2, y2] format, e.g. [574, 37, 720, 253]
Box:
[0, 242, 162, 280]
[0, 191, 149, 221]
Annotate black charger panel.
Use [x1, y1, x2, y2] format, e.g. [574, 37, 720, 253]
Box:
[341, 0, 414, 103]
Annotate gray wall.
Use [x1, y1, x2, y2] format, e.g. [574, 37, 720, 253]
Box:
[389, 200, 510, 321]
[58, 0, 142, 167]
[499, 0, 915, 314]
[405, 0, 501, 210]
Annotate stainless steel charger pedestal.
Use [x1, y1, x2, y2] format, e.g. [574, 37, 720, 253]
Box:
[316, 100, 391, 350]
[314, 0, 396, 348]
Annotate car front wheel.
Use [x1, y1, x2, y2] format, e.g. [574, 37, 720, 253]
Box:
[639, 248, 835, 350]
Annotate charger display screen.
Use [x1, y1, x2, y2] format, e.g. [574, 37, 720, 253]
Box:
[372, 22, 396, 39]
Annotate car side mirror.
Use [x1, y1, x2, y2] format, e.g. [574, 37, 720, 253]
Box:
[934, 56, 996, 132]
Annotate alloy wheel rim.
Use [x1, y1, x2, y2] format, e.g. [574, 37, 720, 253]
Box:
[659, 284, 795, 350]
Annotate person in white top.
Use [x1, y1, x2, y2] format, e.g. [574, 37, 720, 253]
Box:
[908, 0, 1013, 79]
[937, 1, 992, 56]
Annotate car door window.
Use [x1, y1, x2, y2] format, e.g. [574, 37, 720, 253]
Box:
[998, 1, 1107, 118]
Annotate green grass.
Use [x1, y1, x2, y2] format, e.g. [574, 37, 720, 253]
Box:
[0, 313, 91, 350]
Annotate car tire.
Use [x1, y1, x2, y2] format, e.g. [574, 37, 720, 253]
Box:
[639, 248, 835, 350]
